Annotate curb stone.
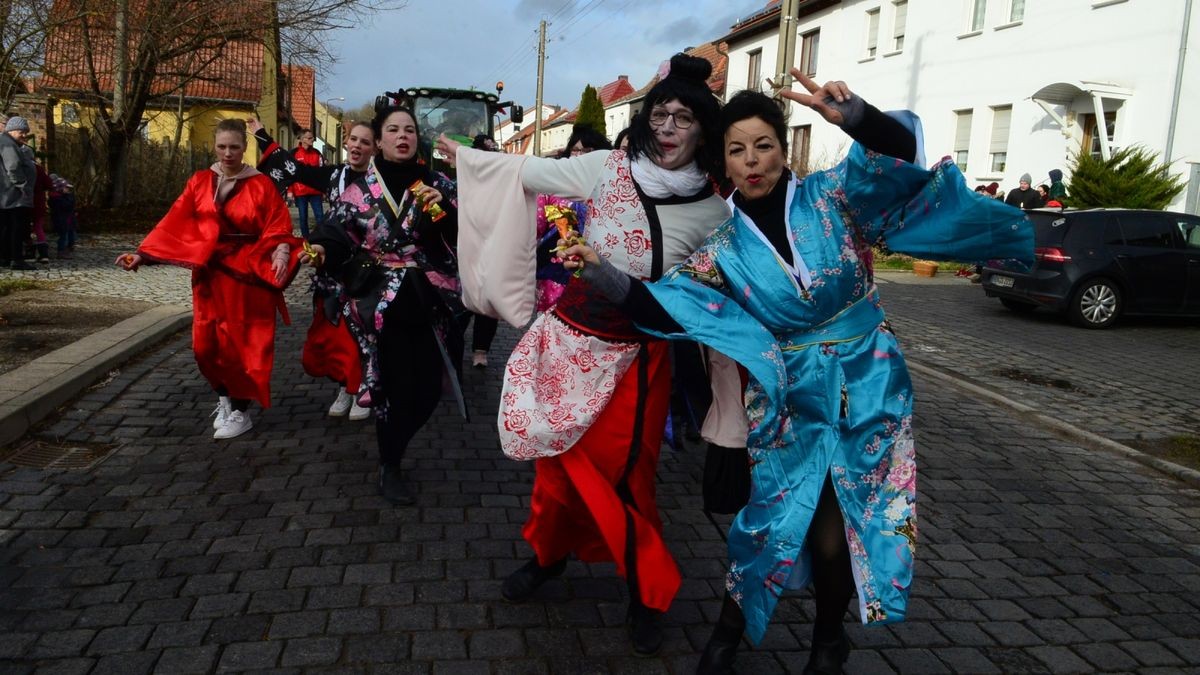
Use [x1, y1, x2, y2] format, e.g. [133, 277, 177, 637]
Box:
[0, 304, 191, 449]
[907, 358, 1200, 489]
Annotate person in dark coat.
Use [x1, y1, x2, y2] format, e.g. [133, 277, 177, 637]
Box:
[1005, 173, 1043, 209]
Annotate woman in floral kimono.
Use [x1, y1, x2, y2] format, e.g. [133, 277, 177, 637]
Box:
[116, 118, 303, 440]
[251, 118, 374, 421]
[302, 106, 463, 506]
[437, 53, 731, 656]
[559, 75, 1032, 673]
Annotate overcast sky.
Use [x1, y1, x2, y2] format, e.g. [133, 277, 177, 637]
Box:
[319, 0, 766, 114]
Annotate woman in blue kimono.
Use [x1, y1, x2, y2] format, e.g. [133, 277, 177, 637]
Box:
[559, 73, 1032, 674]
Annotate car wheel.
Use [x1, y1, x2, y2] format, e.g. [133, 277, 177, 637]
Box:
[1070, 278, 1121, 328]
[999, 298, 1037, 313]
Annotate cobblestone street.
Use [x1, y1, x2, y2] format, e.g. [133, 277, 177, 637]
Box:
[1, 255, 1199, 673]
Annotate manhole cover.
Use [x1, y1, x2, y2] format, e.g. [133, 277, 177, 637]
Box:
[4, 439, 122, 470]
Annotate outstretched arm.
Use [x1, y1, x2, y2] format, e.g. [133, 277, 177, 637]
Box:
[779, 70, 915, 162]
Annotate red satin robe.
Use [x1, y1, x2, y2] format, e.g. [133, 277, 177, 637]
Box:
[137, 169, 302, 406]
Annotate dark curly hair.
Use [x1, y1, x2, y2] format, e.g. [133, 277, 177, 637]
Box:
[720, 90, 790, 156]
[625, 53, 722, 177]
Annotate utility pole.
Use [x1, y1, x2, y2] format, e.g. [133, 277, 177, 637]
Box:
[534, 19, 547, 156]
[773, 0, 799, 94]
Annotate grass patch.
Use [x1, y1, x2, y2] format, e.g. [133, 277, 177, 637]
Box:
[872, 247, 975, 272]
[1128, 434, 1200, 472]
[0, 279, 44, 297]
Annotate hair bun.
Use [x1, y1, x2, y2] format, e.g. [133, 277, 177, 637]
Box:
[667, 53, 712, 85]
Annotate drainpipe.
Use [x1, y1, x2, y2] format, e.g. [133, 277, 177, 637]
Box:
[1163, 0, 1193, 167]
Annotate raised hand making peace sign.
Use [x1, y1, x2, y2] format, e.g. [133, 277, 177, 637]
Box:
[774, 69, 861, 128]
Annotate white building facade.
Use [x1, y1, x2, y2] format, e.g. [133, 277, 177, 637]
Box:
[722, 0, 1200, 212]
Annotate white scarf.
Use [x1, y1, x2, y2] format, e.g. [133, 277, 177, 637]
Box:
[630, 155, 708, 199]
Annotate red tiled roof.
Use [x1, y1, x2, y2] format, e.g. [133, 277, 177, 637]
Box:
[596, 76, 635, 107]
[39, 1, 267, 104]
[285, 64, 315, 130]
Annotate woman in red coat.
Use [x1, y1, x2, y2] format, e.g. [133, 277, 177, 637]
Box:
[116, 118, 302, 439]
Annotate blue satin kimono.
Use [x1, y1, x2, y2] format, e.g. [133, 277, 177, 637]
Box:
[641, 114, 1032, 643]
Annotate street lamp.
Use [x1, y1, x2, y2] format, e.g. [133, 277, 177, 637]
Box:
[324, 96, 345, 163]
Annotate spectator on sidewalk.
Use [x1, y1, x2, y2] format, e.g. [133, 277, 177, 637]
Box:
[0, 115, 31, 269]
[31, 153, 52, 263]
[291, 129, 325, 237]
[1048, 168, 1068, 203]
[1005, 172, 1044, 209]
[49, 173, 78, 258]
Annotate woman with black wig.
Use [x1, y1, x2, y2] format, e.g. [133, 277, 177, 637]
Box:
[437, 53, 731, 656]
[302, 105, 464, 505]
[559, 73, 1031, 673]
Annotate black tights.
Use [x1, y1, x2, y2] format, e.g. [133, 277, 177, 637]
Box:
[808, 473, 854, 639]
[375, 312, 445, 466]
[469, 313, 498, 352]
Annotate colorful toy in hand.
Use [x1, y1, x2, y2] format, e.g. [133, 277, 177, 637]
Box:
[301, 240, 320, 265]
[546, 204, 585, 277]
[410, 180, 447, 222]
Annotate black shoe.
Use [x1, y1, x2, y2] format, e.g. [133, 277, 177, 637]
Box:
[379, 463, 414, 505]
[501, 555, 566, 603]
[10, 260, 34, 270]
[802, 627, 850, 675]
[628, 599, 664, 656]
[697, 630, 741, 674]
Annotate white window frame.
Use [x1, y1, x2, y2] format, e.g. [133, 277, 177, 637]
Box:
[747, 49, 762, 92]
[865, 8, 881, 58]
[799, 29, 820, 77]
[954, 109, 973, 172]
[969, 0, 987, 31]
[989, 105, 1011, 174]
[891, 0, 908, 52]
[1008, 0, 1025, 22]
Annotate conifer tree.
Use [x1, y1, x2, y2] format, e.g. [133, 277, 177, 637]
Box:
[1068, 145, 1185, 210]
[575, 85, 606, 138]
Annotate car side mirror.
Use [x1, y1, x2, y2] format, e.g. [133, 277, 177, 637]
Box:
[510, 105, 524, 125]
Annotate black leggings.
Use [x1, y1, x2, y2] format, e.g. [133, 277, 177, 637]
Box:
[808, 473, 855, 639]
[375, 311, 445, 465]
[469, 313, 498, 352]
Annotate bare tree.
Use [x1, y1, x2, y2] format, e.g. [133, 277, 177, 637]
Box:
[41, 0, 402, 207]
[0, 0, 88, 111]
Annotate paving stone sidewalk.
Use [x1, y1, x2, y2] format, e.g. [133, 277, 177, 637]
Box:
[1, 291, 1199, 674]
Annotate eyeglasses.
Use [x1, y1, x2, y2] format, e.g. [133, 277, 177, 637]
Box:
[648, 109, 695, 129]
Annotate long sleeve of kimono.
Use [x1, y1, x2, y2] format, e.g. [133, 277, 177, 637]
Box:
[309, 201, 358, 273]
[137, 174, 216, 268]
[835, 112, 1034, 266]
[256, 128, 339, 196]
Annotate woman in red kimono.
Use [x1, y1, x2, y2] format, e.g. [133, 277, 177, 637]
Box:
[116, 118, 302, 439]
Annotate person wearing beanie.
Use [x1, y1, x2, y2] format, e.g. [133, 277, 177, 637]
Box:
[1005, 172, 1043, 209]
[436, 52, 731, 657]
[0, 115, 34, 269]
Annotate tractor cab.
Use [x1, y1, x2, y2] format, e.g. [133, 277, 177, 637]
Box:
[374, 86, 522, 163]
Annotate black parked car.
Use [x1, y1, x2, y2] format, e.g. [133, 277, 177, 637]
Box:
[981, 208, 1200, 328]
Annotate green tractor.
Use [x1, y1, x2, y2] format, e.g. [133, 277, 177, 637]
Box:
[374, 84, 522, 171]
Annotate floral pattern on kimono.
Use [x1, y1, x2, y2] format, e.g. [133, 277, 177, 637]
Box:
[323, 163, 463, 417]
[639, 116, 1033, 644]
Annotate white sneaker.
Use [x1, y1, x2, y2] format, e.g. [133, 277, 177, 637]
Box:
[212, 396, 231, 430]
[328, 390, 354, 417]
[214, 410, 253, 439]
[348, 400, 371, 421]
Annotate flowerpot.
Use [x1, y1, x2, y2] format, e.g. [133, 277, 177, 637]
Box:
[912, 260, 938, 277]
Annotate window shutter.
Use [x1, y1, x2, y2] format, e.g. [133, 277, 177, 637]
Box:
[954, 110, 973, 152]
[990, 106, 1011, 153]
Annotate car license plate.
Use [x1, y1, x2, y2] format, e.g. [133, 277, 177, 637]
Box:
[992, 275, 1014, 288]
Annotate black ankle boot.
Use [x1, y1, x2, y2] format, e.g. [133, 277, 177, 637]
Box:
[802, 625, 850, 675]
[627, 597, 664, 656]
[501, 556, 566, 603]
[697, 593, 745, 674]
[379, 463, 414, 505]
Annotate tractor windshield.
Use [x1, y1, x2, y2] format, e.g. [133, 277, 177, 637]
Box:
[411, 95, 489, 147]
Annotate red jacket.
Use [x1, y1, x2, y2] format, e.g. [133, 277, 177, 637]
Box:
[289, 145, 324, 197]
